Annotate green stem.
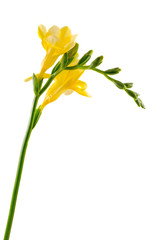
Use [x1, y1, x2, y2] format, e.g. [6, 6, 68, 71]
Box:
[66, 65, 115, 82]
[39, 70, 61, 96]
[66, 65, 105, 75]
[3, 95, 39, 240]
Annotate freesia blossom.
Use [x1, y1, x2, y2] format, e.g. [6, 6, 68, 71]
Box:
[40, 58, 90, 110]
[25, 24, 77, 81]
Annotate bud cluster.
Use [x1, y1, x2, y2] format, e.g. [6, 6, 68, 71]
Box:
[32, 43, 145, 128]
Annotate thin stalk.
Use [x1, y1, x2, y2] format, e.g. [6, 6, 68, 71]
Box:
[66, 65, 113, 81]
[66, 65, 105, 75]
[3, 95, 39, 240]
[39, 70, 61, 96]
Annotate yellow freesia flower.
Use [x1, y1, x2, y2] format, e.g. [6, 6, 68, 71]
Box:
[25, 24, 77, 81]
[40, 59, 90, 110]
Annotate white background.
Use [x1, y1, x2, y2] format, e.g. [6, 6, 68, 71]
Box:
[0, 0, 160, 239]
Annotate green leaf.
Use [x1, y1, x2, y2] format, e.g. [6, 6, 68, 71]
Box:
[32, 106, 42, 129]
[78, 50, 93, 65]
[124, 82, 133, 88]
[67, 43, 79, 65]
[105, 68, 121, 75]
[32, 73, 43, 95]
[89, 56, 103, 68]
[125, 89, 139, 99]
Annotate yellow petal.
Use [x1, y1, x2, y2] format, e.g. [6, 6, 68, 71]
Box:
[63, 35, 77, 53]
[71, 34, 78, 43]
[42, 73, 51, 79]
[38, 24, 47, 40]
[74, 80, 87, 90]
[41, 82, 64, 110]
[48, 25, 60, 37]
[40, 48, 59, 77]
[45, 36, 57, 47]
[68, 78, 90, 97]
[41, 39, 49, 51]
[64, 89, 74, 95]
[60, 26, 72, 44]
[66, 69, 84, 83]
[24, 76, 32, 82]
[63, 41, 76, 53]
[71, 85, 91, 97]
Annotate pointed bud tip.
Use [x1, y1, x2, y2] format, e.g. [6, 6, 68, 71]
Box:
[89, 55, 104, 68]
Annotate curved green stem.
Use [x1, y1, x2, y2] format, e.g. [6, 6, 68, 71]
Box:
[3, 95, 39, 240]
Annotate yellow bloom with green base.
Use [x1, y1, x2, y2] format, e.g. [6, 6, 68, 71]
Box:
[41, 57, 90, 110]
[25, 24, 77, 82]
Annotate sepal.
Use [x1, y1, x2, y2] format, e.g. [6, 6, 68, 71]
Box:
[32, 106, 42, 129]
[33, 73, 43, 95]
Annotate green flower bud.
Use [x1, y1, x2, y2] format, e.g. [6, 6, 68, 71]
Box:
[78, 50, 93, 65]
[51, 62, 61, 74]
[125, 89, 139, 99]
[67, 43, 79, 65]
[61, 52, 68, 69]
[112, 79, 124, 89]
[135, 98, 145, 109]
[124, 82, 133, 88]
[89, 56, 103, 68]
[105, 68, 121, 75]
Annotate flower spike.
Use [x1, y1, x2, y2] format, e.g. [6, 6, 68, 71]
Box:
[3, 24, 145, 240]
